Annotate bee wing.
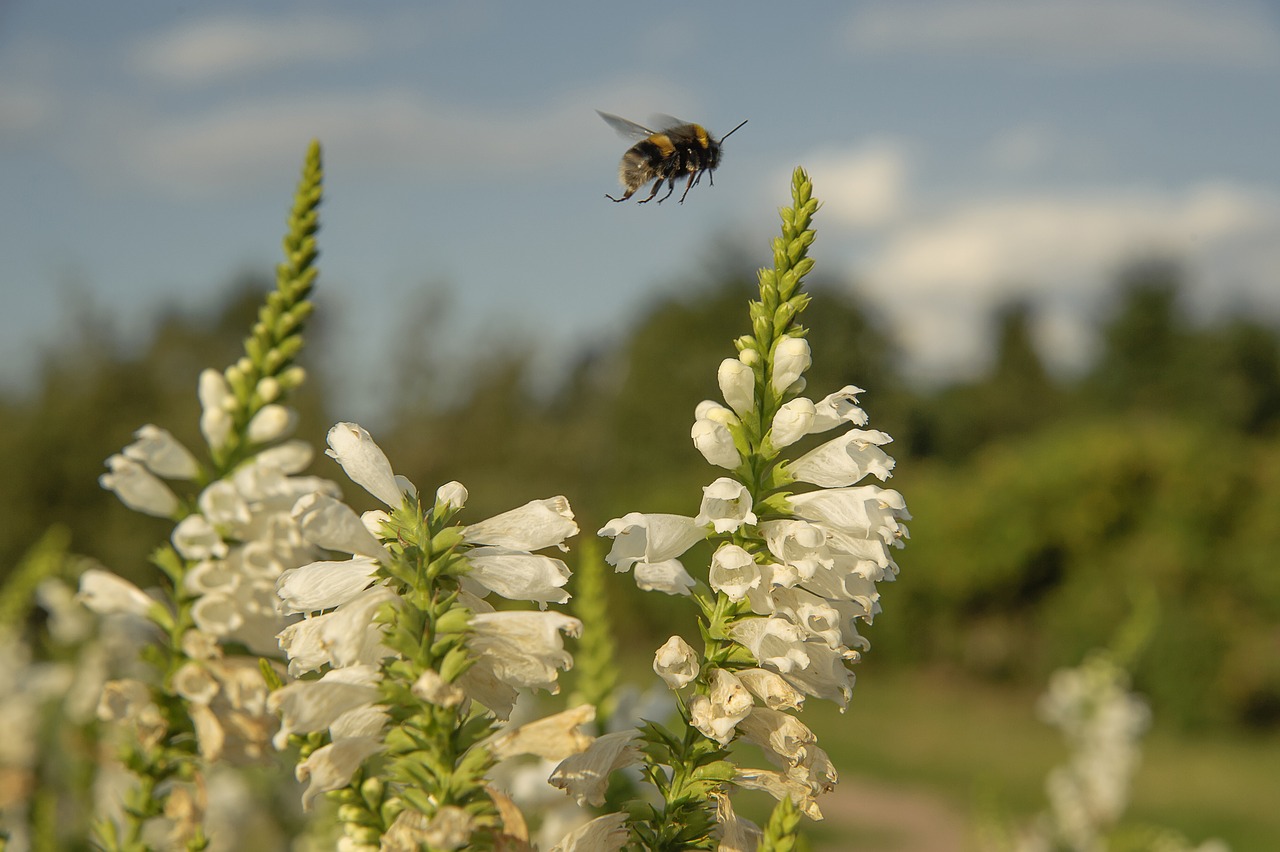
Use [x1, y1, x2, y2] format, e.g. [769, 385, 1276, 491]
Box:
[651, 113, 693, 131]
[597, 110, 656, 140]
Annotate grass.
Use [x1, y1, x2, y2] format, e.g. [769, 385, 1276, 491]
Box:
[799, 666, 1280, 850]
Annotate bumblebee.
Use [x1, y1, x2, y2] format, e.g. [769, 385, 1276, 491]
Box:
[597, 110, 747, 204]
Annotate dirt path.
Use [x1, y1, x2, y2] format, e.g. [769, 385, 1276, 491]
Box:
[814, 777, 970, 852]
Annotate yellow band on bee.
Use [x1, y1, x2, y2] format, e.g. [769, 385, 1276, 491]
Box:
[649, 134, 676, 156]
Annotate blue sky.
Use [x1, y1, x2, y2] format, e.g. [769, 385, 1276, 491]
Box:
[2, 0, 1278, 418]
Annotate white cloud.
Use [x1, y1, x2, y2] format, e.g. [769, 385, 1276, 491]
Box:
[856, 183, 1280, 379]
[801, 142, 909, 228]
[130, 15, 383, 84]
[79, 78, 673, 197]
[844, 0, 1280, 68]
[0, 84, 55, 139]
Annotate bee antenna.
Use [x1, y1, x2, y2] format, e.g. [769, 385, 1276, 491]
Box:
[719, 119, 748, 143]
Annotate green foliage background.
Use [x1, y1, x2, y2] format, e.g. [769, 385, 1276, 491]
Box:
[4, 256, 1278, 735]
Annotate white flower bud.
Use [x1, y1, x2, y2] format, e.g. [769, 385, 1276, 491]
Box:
[770, 398, 816, 449]
[247, 403, 297, 443]
[256, 376, 281, 403]
[99, 454, 180, 517]
[123, 425, 199, 480]
[692, 418, 741, 469]
[717, 358, 756, 416]
[325, 422, 405, 508]
[435, 480, 468, 511]
[654, 635, 700, 689]
[771, 337, 812, 395]
[78, 568, 157, 618]
[198, 369, 234, 450]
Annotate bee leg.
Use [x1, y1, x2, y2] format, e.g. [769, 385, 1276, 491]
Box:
[605, 192, 628, 202]
[656, 178, 678, 204]
[637, 179, 665, 204]
[678, 171, 698, 204]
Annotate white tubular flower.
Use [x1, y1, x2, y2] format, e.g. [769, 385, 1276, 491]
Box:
[198, 480, 251, 532]
[255, 439, 313, 473]
[598, 513, 707, 572]
[732, 768, 823, 820]
[246, 403, 297, 444]
[1035, 654, 1153, 847]
[802, 559, 881, 618]
[463, 496, 578, 552]
[770, 398, 816, 449]
[788, 486, 910, 546]
[737, 668, 805, 711]
[123, 425, 200, 479]
[778, 639, 857, 708]
[276, 585, 395, 675]
[708, 544, 761, 602]
[694, 477, 758, 534]
[549, 812, 631, 852]
[78, 568, 158, 619]
[692, 417, 741, 469]
[292, 492, 389, 562]
[485, 704, 596, 761]
[100, 454, 180, 517]
[467, 611, 581, 695]
[325, 422, 407, 508]
[771, 337, 812, 395]
[549, 731, 642, 807]
[435, 480, 468, 511]
[760, 519, 831, 582]
[198, 368, 234, 450]
[809, 386, 869, 433]
[633, 559, 696, 595]
[268, 665, 381, 749]
[654, 635, 700, 689]
[788, 743, 838, 798]
[275, 556, 380, 614]
[717, 357, 756, 416]
[172, 513, 228, 560]
[689, 668, 753, 745]
[98, 679, 167, 749]
[786, 429, 896, 487]
[464, 547, 571, 609]
[765, 587, 866, 651]
[736, 707, 816, 770]
[297, 735, 383, 811]
[729, 617, 810, 674]
[715, 792, 763, 852]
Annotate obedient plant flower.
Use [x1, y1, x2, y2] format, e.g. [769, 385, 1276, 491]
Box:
[82, 142, 330, 849]
[274, 421, 586, 847]
[594, 169, 910, 849]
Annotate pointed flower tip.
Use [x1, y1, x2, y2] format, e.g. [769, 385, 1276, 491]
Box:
[324, 422, 407, 508]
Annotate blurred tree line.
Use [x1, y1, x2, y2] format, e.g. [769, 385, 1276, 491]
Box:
[3, 258, 1278, 731]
